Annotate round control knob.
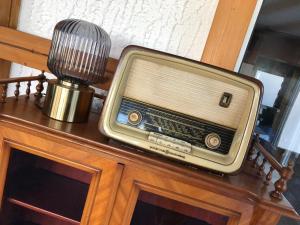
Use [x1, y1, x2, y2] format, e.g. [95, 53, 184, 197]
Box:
[205, 133, 221, 149]
[128, 111, 142, 125]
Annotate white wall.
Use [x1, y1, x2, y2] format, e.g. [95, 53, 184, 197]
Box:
[9, 0, 219, 95]
[19, 0, 218, 60]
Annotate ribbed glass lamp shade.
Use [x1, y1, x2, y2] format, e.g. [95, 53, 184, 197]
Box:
[47, 19, 111, 85]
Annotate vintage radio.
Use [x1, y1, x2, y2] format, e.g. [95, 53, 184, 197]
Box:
[99, 46, 262, 173]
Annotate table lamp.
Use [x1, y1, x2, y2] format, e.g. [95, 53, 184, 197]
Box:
[43, 19, 111, 122]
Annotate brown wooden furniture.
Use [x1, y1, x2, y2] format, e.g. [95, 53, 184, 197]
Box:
[0, 25, 300, 225]
[0, 94, 299, 225]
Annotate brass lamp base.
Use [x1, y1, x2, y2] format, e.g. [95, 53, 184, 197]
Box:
[43, 80, 94, 122]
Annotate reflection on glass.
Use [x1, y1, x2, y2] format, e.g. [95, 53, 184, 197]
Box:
[239, 1, 300, 224]
[240, 53, 300, 174]
[130, 191, 228, 225]
[256, 70, 284, 107]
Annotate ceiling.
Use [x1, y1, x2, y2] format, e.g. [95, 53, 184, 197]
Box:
[256, 0, 300, 37]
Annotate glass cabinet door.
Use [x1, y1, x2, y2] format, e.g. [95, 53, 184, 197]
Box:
[131, 191, 228, 225]
[0, 149, 91, 225]
[0, 139, 122, 225]
[109, 166, 253, 225]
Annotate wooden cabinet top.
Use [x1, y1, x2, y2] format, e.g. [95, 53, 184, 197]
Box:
[0, 96, 298, 220]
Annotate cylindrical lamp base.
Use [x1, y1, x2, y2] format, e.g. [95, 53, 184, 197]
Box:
[43, 80, 94, 123]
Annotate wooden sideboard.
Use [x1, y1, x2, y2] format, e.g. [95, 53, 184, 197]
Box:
[0, 25, 299, 225]
[0, 96, 298, 225]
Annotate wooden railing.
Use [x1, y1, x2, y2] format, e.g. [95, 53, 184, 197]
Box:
[0, 73, 46, 103]
[248, 134, 294, 200]
[0, 73, 108, 103]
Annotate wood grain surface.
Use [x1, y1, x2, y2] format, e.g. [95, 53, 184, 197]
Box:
[0, 0, 21, 79]
[0, 96, 298, 224]
[0, 118, 124, 225]
[0, 2, 296, 223]
[201, 0, 258, 70]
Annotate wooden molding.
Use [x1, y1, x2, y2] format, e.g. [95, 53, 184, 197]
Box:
[0, 0, 13, 26]
[0, 0, 21, 79]
[8, 0, 21, 28]
[201, 0, 258, 70]
[110, 166, 251, 225]
[0, 26, 51, 56]
[0, 136, 124, 225]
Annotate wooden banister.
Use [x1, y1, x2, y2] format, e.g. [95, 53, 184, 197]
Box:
[0, 74, 46, 102]
[248, 134, 295, 200]
[254, 137, 283, 172]
[0, 73, 109, 102]
[0, 26, 118, 90]
[0, 74, 45, 85]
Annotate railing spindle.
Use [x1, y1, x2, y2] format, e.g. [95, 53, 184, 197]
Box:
[14, 81, 20, 99]
[35, 73, 46, 99]
[247, 138, 256, 161]
[258, 158, 267, 176]
[265, 166, 274, 185]
[26, 81, 31, 98]
[252, 151, 261, 168]
[271, 161, 294, 200]
[1, 84, 8, 103]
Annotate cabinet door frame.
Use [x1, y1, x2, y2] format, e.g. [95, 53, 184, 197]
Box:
[109, 165, 255, 225]
[0, 125, 123, 225]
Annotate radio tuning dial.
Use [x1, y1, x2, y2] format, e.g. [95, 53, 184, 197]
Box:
[128, 111, 142, 125]
[205, 133, 221, 149]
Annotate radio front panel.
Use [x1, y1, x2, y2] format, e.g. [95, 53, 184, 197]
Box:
[99, 46, 262, 173]
[117, 97, 235, 155]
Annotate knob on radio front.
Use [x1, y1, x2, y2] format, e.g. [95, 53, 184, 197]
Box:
[205, 133, 221, 149]
[128, 111, 142, 125]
